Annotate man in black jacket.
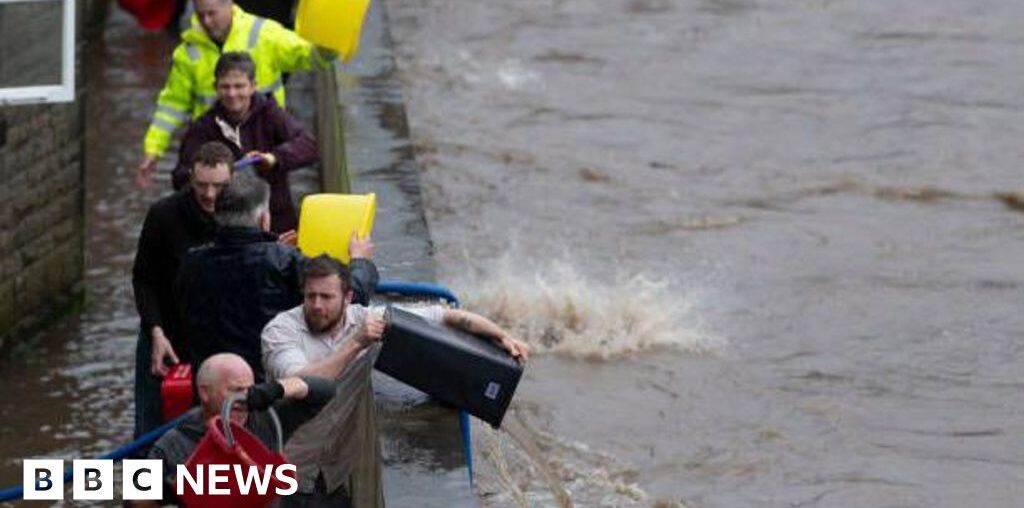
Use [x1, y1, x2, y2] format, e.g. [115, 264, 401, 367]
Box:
[132, 141, 235, 439]
[175, 173, 378, 382]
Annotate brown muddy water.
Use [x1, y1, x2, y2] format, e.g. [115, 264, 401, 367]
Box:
[388, 0, 1024, 506]
[2, 1, 1024, 507]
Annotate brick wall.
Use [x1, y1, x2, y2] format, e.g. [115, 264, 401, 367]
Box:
[0, 2, 86, 354]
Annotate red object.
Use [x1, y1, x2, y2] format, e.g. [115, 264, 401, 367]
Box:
[160, 364, 194, 422]
[178, 416, 293, 508]
[117, 0, 176, 30]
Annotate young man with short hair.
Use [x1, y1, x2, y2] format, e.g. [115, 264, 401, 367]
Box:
[131, 141, 235, 438]
[137, 0, 333, 187]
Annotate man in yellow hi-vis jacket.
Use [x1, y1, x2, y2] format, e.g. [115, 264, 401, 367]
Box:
[136, 0, 331, 187]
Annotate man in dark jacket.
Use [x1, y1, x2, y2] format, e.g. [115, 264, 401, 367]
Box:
[175, 173, 378, 382]
[132, 141, 235, 438]
[172, 51, 318, 234]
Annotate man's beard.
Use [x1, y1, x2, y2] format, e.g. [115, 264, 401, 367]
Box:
[305, 309, 342, 334]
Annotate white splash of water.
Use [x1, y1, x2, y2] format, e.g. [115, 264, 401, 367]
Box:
[449, 256, 725, 360]
[496, 59, 541, 90]
[476, 410, 647, 508]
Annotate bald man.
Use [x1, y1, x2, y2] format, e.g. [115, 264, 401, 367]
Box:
[134, 353, 335, 507]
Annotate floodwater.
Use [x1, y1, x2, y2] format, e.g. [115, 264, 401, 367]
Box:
[388, 0, 1024, 507]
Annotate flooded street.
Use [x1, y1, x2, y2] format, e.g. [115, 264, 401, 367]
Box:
[389, 0, 1024, 506]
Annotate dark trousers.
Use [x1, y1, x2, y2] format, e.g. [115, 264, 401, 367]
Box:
[134, 330, 164, 440]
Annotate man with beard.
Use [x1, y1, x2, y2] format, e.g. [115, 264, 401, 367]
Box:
[262, 254, 529, 382]
[175, 174, 378, 384]
[259, 255, 529, 507]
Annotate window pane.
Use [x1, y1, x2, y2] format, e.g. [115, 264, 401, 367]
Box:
[0, 1, 64, 88]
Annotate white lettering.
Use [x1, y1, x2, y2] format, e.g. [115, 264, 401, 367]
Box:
[173, 463, 299, 497]
[234, 464, 273, 495]
[275, 464, 298, 496]
[175, 465, 203, 496]
[207, 464, 230, 495]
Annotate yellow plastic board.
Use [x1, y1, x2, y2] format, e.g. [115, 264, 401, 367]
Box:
[295, 0, 371, 62]
[298, 193, 376, 263]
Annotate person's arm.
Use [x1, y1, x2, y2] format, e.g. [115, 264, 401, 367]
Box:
[294, 310, 384, 379]
[132, 207, 166, 337]
[294, 339, 364, 380]
[262, 313, 316, 380]
[139, 46, 196, 186]
[442, 309, 530, 361]
[264, 19, 326, 72]
[132, 207, 181, 376]
[267, 103, 319, 173]
[258, 376, 337, 439]
[347, 236, 378, 305]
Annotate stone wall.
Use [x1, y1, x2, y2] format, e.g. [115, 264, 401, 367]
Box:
[0, 1, 86, 354]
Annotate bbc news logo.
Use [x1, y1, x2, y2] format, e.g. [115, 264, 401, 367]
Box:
[23, 459, 297, 501]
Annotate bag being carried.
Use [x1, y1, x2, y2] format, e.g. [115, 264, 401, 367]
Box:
[375, 306, 524, 428]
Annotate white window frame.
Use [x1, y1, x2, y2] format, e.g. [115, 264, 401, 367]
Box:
[0, 0, 75, 105]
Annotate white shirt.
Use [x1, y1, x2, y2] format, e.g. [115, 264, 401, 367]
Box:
[261, 303, 445, 380]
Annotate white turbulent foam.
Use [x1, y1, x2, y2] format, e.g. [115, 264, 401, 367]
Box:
[474, 410, 652, 508]
[496, 59, 541, 90]
[450, 256, 726, 360]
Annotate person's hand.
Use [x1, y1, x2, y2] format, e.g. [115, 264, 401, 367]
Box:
[277, 377, 309, 400]
[278, 229, 298, 246]
[498, 334, 530, 362]
[356, 311, 385, 348]
[136, 155, 157, 189]
[150, 327, 180, 377]
[244, 381, 285, 411]
[349, 233, 374, 260]
[246, 151, 277, 172]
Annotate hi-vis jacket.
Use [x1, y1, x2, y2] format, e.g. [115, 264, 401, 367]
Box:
[143, 5, 331, 157]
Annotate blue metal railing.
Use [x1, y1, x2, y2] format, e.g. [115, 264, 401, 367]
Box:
[0, 413, 188, 501]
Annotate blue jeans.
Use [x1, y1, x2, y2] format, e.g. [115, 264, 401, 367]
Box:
[134, 330, 164, 440]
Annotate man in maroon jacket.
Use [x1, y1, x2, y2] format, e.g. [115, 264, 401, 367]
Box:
[172, 51, 318, 234]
